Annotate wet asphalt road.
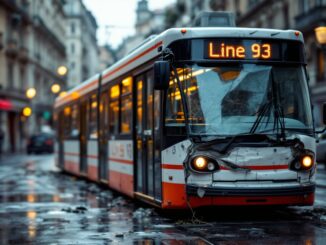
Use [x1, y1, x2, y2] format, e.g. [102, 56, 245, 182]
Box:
[0, 154, 326, 244]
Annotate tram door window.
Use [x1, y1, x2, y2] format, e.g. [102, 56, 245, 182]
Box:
[109, 85, 120, 135]
[89, 95, 98, 139]
[99, 91, 109, 181]
[135, 71, 162, 199]
[146, 72, 154, 196]
[136, 77, 144, 192]
[80, 101, 88, 174]
[153, 89, 162, 200]
[121, 77, 132, 134]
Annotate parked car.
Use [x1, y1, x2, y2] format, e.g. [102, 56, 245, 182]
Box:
[316, 132, 326, 165]
[27, 133, 54, 154]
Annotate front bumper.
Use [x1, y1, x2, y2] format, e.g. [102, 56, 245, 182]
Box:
[186, 183, 315, 197]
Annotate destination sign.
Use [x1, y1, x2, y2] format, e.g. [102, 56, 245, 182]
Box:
[205, 40, 281, 60]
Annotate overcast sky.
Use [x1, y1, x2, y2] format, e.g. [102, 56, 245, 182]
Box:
[83, 0, 176, 48]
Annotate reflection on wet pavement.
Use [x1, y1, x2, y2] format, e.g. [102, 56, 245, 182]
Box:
[0, 154, 326, 244]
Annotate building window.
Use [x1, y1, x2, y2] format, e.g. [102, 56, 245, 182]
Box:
[71, 43, 75, 54]
[7, 61, 14, 88]
[317, 49, 325, 82]
[20, 67, 25, 89]
[0, 32, 3, 49]
[71, 23, 75, 34]
[248, 0, 259, 8]
[299, 0, 309, 13]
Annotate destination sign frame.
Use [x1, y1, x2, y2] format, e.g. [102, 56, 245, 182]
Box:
[204, 39, 281, 60]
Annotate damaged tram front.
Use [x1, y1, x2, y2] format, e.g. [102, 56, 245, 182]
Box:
[157, 29, 317, 207]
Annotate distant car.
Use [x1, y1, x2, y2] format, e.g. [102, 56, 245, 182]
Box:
[316, 132, 326, 165]
[27, 133, 54, 154]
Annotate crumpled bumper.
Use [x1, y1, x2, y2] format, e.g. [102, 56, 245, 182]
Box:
[186, 183, 315, 197]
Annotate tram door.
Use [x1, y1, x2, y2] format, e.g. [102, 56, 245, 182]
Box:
[57, 111, 64, 168]
[98, 92, 108, 181]
[135, 71, 162, 200]
[80, 101, 88, 174]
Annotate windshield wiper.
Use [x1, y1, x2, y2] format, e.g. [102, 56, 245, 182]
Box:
[270, 70, 286, 141]
[250, 100, 273, 134]
[249, 69, 286, 142]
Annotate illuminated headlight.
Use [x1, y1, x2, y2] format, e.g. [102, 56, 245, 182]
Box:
[190, 156, 219, 172]
[291, 153, 314, 171]
[300, 155, 313, 170]
[194, 157, 207, 170]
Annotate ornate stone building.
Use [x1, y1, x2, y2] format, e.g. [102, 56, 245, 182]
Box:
[0, 0, 67, 152]
[64, 0, 99, 88]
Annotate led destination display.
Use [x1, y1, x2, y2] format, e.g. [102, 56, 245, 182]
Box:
[206, 40, 280, 60]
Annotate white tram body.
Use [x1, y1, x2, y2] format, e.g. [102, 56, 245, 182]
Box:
[54, 27, 316, 208]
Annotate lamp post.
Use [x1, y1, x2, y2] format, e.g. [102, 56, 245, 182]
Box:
[315, 27, 326, 47]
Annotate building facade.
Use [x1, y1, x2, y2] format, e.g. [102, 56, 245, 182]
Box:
[116, 0, 167, 60]
[167, 0, 326, 126]
[64, 0, 99, 88]
[0, 0, 67, 153]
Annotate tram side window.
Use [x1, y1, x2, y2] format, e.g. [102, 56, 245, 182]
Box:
[63, 106, 71, 137]
[165, 78, 185, 128]
[89, 95, 98, 139]
[109, 85, 120, 135]
[121, 77, 132, 134]
[70, 104, 79, 138]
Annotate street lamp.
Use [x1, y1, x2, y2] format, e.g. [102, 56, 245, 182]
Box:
[315, 27, 326, 46]
[26, 88, 36, 99]
[57, 65, 68, 76]
[51, 83, 61, 94]
[22, 106, 32, 117]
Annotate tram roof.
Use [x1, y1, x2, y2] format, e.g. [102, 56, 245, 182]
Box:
[54, 27, 304, 108]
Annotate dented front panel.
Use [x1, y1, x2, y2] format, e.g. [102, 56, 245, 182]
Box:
[161, 135, 316, 207]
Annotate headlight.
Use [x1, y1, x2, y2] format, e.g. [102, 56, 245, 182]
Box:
[193, 157, 207, 170]
[291, 153, 314, 171]
[190, 156, 219, 173]
[300, 155, 313, 170]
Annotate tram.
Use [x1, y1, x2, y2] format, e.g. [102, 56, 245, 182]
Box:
[54, 18, 320, 208]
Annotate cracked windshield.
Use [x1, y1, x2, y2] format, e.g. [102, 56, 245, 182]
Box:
[166, 65, 313, 136]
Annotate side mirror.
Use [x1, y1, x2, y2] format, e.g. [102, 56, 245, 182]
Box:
[154, 61, 170, 90]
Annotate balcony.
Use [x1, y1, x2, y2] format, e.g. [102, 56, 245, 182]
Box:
[5, 39, 18, 58]
[18, 46, 29, 63]
[295, 6, 326, 32]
